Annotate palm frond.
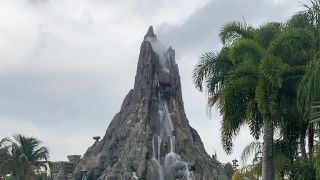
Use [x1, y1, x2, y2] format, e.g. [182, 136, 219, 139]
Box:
[219, 21, 254, 45]
[229, 38, 265, 65]
[220, 76, 257, 153]
[240, 141, 262, 165]
[309, 102, 320, 123]
[193, 47, 233, 107]
[193, 51, 218, 91]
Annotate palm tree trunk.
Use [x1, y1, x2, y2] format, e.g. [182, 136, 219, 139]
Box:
[308, 124, 314, 157]
[262, 119, 274, 180]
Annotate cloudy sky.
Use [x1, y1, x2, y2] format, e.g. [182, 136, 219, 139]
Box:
[0, 0, 307, 164]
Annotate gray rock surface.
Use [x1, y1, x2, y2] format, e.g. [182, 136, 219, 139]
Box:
[72, 26, 232, 180]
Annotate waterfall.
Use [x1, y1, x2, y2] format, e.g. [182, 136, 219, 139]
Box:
[157, 137, 161, 161]
[151, 136, 164, 180]
[151, 158, 164, 180]
[148, 95, 193, 180]
[169, 136, 174, 153]
[152, 137, 155, 157]
[158, 97, 174, 138]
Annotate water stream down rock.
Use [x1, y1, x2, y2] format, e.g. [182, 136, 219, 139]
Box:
[72, 26, 232, 180]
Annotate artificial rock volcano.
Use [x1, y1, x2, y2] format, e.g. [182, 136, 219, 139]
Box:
[72, 27, 232, 180]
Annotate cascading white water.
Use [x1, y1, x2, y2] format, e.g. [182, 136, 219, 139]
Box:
[169, 136, 174, 153]
[152, 137, 155, 157]
[149, 95, 193, 180]
[151, 158, 164, 180]
[158, 97, 174, 138]
[157, 136, 161, 161]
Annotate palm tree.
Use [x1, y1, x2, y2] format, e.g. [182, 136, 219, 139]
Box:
[298, 58, 320, 178]
[239, 140, 315, 179]
[0, 135, 49, 179]
[194, 17, 316, 179]
[194, 21, 285, 180]
[0, 137, 11, 177]
[298, 58, 320, 154]
[297, 0, 320, 158]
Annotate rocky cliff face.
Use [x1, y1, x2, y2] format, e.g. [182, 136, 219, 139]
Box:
[72, 26, 232, 180]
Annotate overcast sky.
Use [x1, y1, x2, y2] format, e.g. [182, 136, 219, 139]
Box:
[0, 0, 307, 164]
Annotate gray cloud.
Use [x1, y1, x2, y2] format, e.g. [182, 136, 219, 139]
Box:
[157, 0, 300, 54]
[0, 0, 308, 162]
[28, 0, 49, 5]
[0, 71, 116, 123]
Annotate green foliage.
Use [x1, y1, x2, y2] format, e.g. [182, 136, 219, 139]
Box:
[232, 165, 262, 180]
[256, 54, 287, 117]
[240, 141, 262, 166]
[3, 177, 17, 180]
[301, 0, 320, 50]
[229, 38, 265, 65]
[268, 28, 315, 66]
[238, 140, 316, 180]
[0, 137, 11, 177]
[220, 75, 258, 153]
[0, 135, 49, 179]
[282, 159, 315, 180]
[287, 12, 313, 29]
[298, 59, 320, 116]
[310, 102, 320, 123]
[255, 22, 282, 48]
[195, 13, 313, 155]
[194, 0, 320, 178]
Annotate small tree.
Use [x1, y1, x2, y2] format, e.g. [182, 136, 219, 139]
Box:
[0, 135, 49, 180]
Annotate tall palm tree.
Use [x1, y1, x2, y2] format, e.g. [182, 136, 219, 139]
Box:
[0, 135, 49, 179]
[194, 18, 316, 179]
[195, 21, 285, 180]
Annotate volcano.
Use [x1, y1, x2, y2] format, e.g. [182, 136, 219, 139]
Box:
[72, 26, 232, 180]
